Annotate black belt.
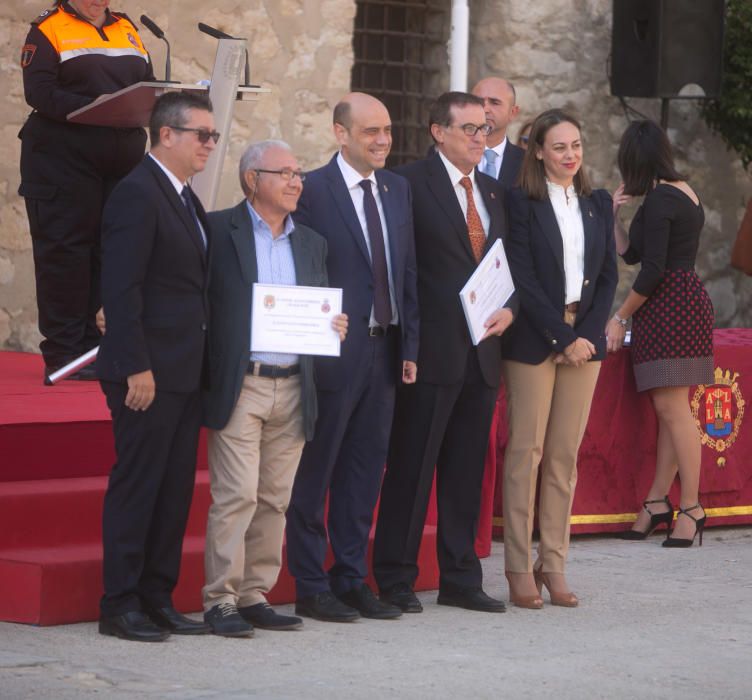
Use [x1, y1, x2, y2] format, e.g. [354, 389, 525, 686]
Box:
[247, 362, 300, 378]
[368, 325, 398, 337]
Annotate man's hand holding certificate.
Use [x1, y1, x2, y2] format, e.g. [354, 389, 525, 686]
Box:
[251, 283, 344, 356]
[459, 239, 515, 345]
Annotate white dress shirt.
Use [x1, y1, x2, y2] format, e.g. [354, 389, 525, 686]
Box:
[336, 152, 398, 326]
[547, 180, 584, 304]
[438, 151, 491, 236]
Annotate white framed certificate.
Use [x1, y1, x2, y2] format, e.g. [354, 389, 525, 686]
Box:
[251, 283, 343, 357]
[459, 239, 515, 346]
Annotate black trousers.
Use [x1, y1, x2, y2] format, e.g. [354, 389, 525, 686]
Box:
[19, 115, 146, 367]
[373, 349, 497, 592]
[100, 381, 201, 617]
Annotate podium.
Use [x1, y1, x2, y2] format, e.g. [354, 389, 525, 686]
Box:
[65, 38, 269, 211]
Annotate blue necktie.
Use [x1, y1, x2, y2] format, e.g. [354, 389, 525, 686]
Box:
[482, 149, 497, 178]
[181, 185, 207, 250]
[359, 180, 391, 328]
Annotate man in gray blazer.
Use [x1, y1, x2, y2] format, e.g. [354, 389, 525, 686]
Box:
[201, 140, 347, 637]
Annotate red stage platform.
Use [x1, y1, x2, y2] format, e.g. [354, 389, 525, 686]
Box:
[0, 352, 440, 625]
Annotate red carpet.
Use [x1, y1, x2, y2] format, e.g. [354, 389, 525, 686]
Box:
[0, 352, 439, 625]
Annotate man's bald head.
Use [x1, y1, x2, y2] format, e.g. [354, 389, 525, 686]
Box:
[471, 77, 520, 147]
[333, 92, 392, 177]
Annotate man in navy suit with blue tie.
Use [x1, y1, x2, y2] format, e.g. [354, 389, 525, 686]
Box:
[286, 92, 419, 622]
[472, 77, 525, 189]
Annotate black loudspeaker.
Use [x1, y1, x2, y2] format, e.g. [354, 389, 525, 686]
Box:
[610, 0, 724, 98]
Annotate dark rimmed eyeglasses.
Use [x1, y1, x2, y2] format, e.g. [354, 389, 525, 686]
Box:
[168, 126, 221, 144]
[450, 123, 493, 137]
[255, 168, 306, 182]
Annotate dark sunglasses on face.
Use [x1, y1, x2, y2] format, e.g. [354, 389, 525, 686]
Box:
[168, 126, 221, 144]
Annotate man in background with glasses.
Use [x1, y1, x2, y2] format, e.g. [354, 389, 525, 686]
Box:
[97, 91, 216, 641]
[200, 140, 347, 637]
[374, 92, 517, 614]
[285, 92, 419, 623]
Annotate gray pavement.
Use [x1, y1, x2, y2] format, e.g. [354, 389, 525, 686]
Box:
[1, 527, 751, 700]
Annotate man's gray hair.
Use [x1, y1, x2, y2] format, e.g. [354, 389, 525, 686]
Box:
[239, 139, 293, 195]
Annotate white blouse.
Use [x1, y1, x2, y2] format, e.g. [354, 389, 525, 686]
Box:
[547, 180, 584, 304]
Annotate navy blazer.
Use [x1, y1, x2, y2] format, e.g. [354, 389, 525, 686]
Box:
[503, 186, 618, 364]
[201, 201, 328, 440]
[98, 155, 209, 392]
[497, 141, 525, 190]
[293, 154, 419, 391]
[394, 152, 518, 388]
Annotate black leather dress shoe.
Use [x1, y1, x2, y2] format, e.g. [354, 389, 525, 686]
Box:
[338, 584, 402, 619]
[238, 603, 303, 630]
[380, 583, 423, 613]
[295, 591, 360, 622]
[437, 587, 507, 613]
[98, 611, 170, 642]
[144, 605, 210, 634]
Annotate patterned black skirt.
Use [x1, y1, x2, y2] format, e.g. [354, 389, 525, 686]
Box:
[631, 268, 714, 392]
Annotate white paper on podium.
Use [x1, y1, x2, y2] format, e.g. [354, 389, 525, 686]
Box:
[459, 239, 515, 346]
[251, 283, 342, 357]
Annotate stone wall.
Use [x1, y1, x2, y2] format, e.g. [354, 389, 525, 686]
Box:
[0, 0, 355, 352]
[1, 0, 750, 354]
[470, 0, 752, 327]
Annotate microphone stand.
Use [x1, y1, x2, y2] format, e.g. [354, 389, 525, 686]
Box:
[197, 22, 257, 88]
[140, 15, 179, 83]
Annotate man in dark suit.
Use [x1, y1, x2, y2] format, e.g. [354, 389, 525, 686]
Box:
[200, 140, 347, 637]
[285, 92, 420, 622]
[374, 92, 517, 614]
[97, 91, 217, 641]
[472, 77, 525, 189]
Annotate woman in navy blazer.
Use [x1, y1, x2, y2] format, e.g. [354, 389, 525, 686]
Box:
[502, 109, 617, 609]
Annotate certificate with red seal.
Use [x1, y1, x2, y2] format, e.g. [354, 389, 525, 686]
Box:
[251, 283, 343, 356]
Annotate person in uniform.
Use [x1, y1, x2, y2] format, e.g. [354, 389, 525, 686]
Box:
[19, 0, 154, 379]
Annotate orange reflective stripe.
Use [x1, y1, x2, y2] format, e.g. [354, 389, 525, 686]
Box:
[37, 8, 148, 59]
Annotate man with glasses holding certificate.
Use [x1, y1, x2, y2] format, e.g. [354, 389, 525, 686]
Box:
[374, 92, 517, 614]
[200, 140, 348, 637]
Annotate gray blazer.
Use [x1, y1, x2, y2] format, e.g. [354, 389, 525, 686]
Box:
[202, 200, 328, 440]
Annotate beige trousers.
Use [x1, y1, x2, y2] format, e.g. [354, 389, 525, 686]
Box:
[502, 357, 601, 574]
[203, 373, 305, 609]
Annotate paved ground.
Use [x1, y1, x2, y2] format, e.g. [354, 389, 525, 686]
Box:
[1, 527, 751, 700]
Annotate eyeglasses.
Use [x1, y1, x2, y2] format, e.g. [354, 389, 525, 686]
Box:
[449, 123, 493, 137]
[255, 168, 306, 182]
[168, 126, 221, 144]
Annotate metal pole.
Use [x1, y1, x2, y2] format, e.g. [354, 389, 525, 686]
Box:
[449, 0, 469, 91]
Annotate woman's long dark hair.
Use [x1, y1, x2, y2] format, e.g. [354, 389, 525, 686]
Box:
[617, 119, 685, 196]
[517, 108, 592, 200]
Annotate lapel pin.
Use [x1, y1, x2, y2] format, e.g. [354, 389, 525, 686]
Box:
[383, 184, 389, 192]
[490, 192, 496, 199]
[588, 209, 593, 217]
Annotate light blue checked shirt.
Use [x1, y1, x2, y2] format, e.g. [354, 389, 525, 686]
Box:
[247, 201, 299, 366]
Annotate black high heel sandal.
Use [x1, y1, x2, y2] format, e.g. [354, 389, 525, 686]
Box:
[619, 496, 674, 540]
[663, 503, 706, 548]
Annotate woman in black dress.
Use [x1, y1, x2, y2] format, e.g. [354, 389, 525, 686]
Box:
[606, 120, 714, 547]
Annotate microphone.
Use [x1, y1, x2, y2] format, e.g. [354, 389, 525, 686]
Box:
[197, 22, 253, 87]
[140, 15, 177, 83]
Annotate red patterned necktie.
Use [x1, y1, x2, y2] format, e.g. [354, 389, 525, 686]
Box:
[459, 176, 485, 263]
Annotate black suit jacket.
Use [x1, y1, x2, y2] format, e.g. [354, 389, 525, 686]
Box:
[394, 152, 518, 388]
[98, 155, 209, 392]
[202, 201, 328, 440]
[497, 141, 525, 190]
[503, 187, 618, 364]
[293, 154, 419, 390]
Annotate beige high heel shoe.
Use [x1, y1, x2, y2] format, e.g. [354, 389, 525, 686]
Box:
[505, 572, 543, 610]
[534, 569, 579, 608]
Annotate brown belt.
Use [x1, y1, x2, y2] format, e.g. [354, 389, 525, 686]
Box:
[564, 302, 580, 313]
